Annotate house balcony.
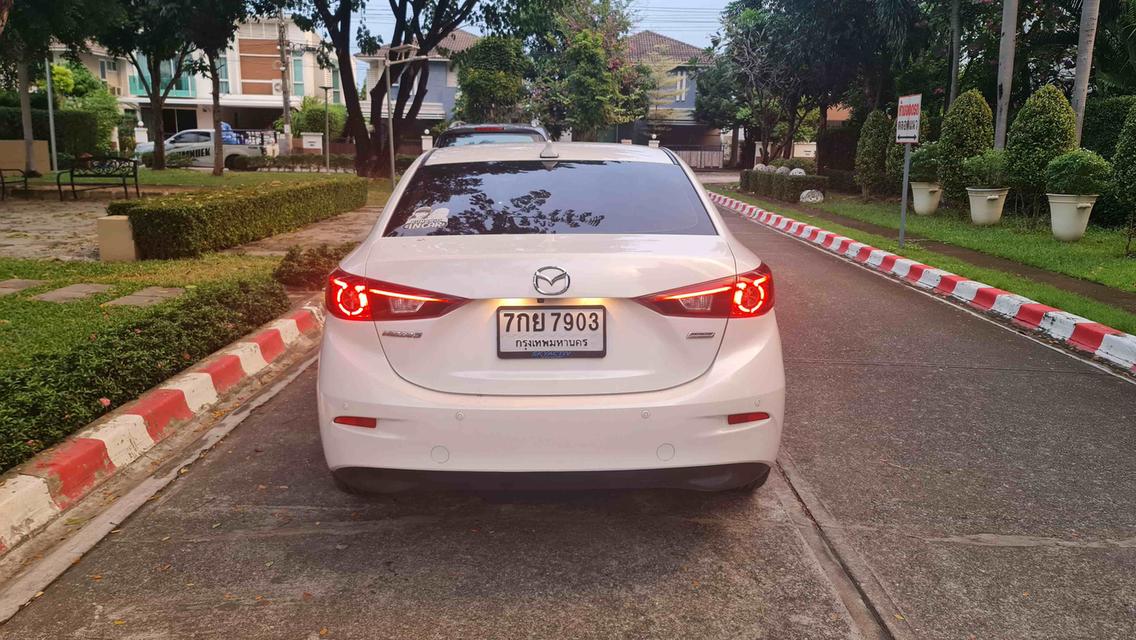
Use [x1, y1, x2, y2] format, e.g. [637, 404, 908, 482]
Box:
[128, 74, 196, 98]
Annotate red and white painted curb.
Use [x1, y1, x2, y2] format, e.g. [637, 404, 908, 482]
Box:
[708, 191, 1136, 375]
[0, 304, 324, 554]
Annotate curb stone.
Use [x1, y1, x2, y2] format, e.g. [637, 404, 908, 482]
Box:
[0, 302, 325, 555]
[707, 191, 1136, 376]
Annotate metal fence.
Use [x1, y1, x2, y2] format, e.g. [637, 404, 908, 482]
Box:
[666, 145, 724, 169]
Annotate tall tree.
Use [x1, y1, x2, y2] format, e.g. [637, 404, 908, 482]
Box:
[98, 0, 197, 169]
[452, 35, 529, 122]
[948, 0, 961, 106]
[0, 0, 111, 174]
[184, 0, 251, 175]
[292, 0, 477, 177]
[993, 0, 1020, 149]
[1071, 0, 1102, 144]
[0, 0, 12, 38]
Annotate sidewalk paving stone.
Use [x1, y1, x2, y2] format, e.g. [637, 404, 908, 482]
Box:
[0, 278, 47, 296]
[104, 286, 185, 307]
[31, 283, 112, 302]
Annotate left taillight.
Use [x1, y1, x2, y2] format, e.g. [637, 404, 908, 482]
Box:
[325, 268, 468, 321]
[635, 264, 774, 318]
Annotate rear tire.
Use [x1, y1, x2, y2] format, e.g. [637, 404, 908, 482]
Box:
[224, 155, 238, 170]
[729, 464, 771, 493]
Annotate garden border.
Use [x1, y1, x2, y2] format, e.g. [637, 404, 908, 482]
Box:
[707, 192, 1136, 375]
[0, 299, 325, 556]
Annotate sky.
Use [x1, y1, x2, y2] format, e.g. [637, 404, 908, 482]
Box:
[354, 0, 730, 52]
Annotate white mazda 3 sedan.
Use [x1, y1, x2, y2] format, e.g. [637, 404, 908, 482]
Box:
[318, 142, 785, 493]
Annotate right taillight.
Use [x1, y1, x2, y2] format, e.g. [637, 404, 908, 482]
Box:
[325, 268, 467, 321]
[635, 264, 774, 318]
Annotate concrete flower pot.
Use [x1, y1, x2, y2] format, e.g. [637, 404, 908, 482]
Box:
[910, 182, 942, 216]
[1047, 193, 1098, 242]
[966, 187, 1009, 226]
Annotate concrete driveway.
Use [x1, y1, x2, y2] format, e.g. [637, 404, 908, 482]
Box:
[2, 205, 1134, 639]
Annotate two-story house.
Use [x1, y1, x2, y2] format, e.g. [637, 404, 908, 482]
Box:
[52, 16, 345, 137]
[355, 28, 480, 129]
[623, 30, 720, 167]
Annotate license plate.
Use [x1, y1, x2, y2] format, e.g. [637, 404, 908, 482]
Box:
[497, 306, 606, 359]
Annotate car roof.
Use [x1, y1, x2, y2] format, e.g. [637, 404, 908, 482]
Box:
[422, 142, 675, 165]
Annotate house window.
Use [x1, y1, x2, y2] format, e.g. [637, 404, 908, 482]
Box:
[674, 70, 688, 103]
[99, 60, 108, 80]
[217, 57, 229, 94]
[331, 69, 341, 104]
[292, 53, 304, 96]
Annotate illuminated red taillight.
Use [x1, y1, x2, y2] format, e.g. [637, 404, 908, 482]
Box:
[727, 411, 770, 425]
[635, 264, 774, 318]
[334, 416, 378, 428]
[325, 268, 467, 321]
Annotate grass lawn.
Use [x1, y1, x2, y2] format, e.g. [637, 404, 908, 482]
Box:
[0, 254, 278, 369]
[709, 186, 1136, 335]
[30, 168, 394, 190]
[807, 193, 1136, 294]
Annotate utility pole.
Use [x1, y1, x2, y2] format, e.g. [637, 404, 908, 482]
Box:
[44, 59, 58, 172]
[1071, 0, 1101, 145]
[994, 0, 1019, 149]
[320, 85, 332, 171]
[276, 9, 292, 155]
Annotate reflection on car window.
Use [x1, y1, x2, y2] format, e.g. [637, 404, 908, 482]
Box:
[437, 132, 544, 147]
[384, 161, 716, 237]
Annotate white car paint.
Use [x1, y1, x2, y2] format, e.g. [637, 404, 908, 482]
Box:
[318, 142, 785, 491]
[134, 129, 267, 168]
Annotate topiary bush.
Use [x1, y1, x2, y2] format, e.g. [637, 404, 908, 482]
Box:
[1111, 104, 1136, 253]
[854, 110, 892, 197]
[939, 89, 994, 202]
[962, 149, 1009, 190]
[109, 177, 368, 259]
[0, 277, 289, 472]
[752, 170, 774, 196]
[739, 169, 753, 191]
[1006, 84, 1076, 195]
[274, 243, 358, 289]
[1082, 96, 1136, 160]
[1045, 150, 1112, 195]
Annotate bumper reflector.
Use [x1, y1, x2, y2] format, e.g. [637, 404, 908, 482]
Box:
[727, 411, 770, 425]
[334, 416, 378, 428]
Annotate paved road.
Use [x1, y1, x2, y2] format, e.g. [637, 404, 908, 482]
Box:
[4, 206, 1135, 639]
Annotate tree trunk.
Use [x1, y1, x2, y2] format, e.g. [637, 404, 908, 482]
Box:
[209, 53, 224, 176]
[17, 59, 36, 175]
[277, 10, 292, 155]
[994, 0, 1020, 149]
[729, 127, 738, 167]
[0, 0, 12, 39]
[740, 129, 756, 170]
[948, 0, 961, 107]
[1071, 0, 1101, 145]
[149, 57, 167, 170]
[816, 100, 830, 173]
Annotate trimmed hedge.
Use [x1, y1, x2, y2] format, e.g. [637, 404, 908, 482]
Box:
[1111, 105, 1136, 237]
[0, 277, 289, 472]
[0, 106, 99, 156]
[1006, 85, 1077, 194]
[109, 178, 368, 259]
[854, 110, 892, 196]
[939, 89, 994, 203]
[821, 168, 857, 193]
[274, 243, 357, 290]
[1083, 96, 1136, 160]
[740, 169, 829, 202]
[770, 157, 817, 173]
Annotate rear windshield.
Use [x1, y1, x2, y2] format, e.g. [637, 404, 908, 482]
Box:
[437, 132, 545, 147]
[383, 160, 716, 237]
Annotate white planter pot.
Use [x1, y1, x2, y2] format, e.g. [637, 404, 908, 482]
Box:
[966, 187, 1009, 226]
[910, 182, 942, 216]
[1047, 193, 1098, 242]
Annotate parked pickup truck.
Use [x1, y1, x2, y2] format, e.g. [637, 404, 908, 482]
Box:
[135, 125, 277, 169]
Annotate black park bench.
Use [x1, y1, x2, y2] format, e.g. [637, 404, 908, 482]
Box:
[57, 157, 140, 201]
[0, 168, 27, 200]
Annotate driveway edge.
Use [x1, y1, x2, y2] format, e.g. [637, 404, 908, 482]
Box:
[0, 297, 325, 556]
[708, 192, 1136, 376]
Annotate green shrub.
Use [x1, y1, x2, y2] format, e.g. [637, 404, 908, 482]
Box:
[769, 173, 829, 202]
[909, 141, 942, 183]
[817, 126, 858, 171]
[821, 168, 857, 193]
[1083, 96, 1136, 160]
[395, 154, 417, 173]
[0, 107, 98, 156]
[770, 157, 817, 173]
[140, 150, 195, 168]
[1111, 104, 1136, 251]
[1045, 149, 1112, 195]
[274, 243, 358, 289]
[0, 277, 289, 472]
[854, 110, 892, 196]
[228, 155, 253, 171]
[962, 149, 1009, 189]
[109, 177, 368, 259]
[939, 89, 994, 202]
[1006, 84, 1077, 194]
[751, 170, 774, 197]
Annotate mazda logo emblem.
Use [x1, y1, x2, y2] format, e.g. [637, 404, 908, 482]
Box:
[533, 266, 570, 296]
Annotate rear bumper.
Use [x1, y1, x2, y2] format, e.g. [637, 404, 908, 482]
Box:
[317, 313, 785, 474]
